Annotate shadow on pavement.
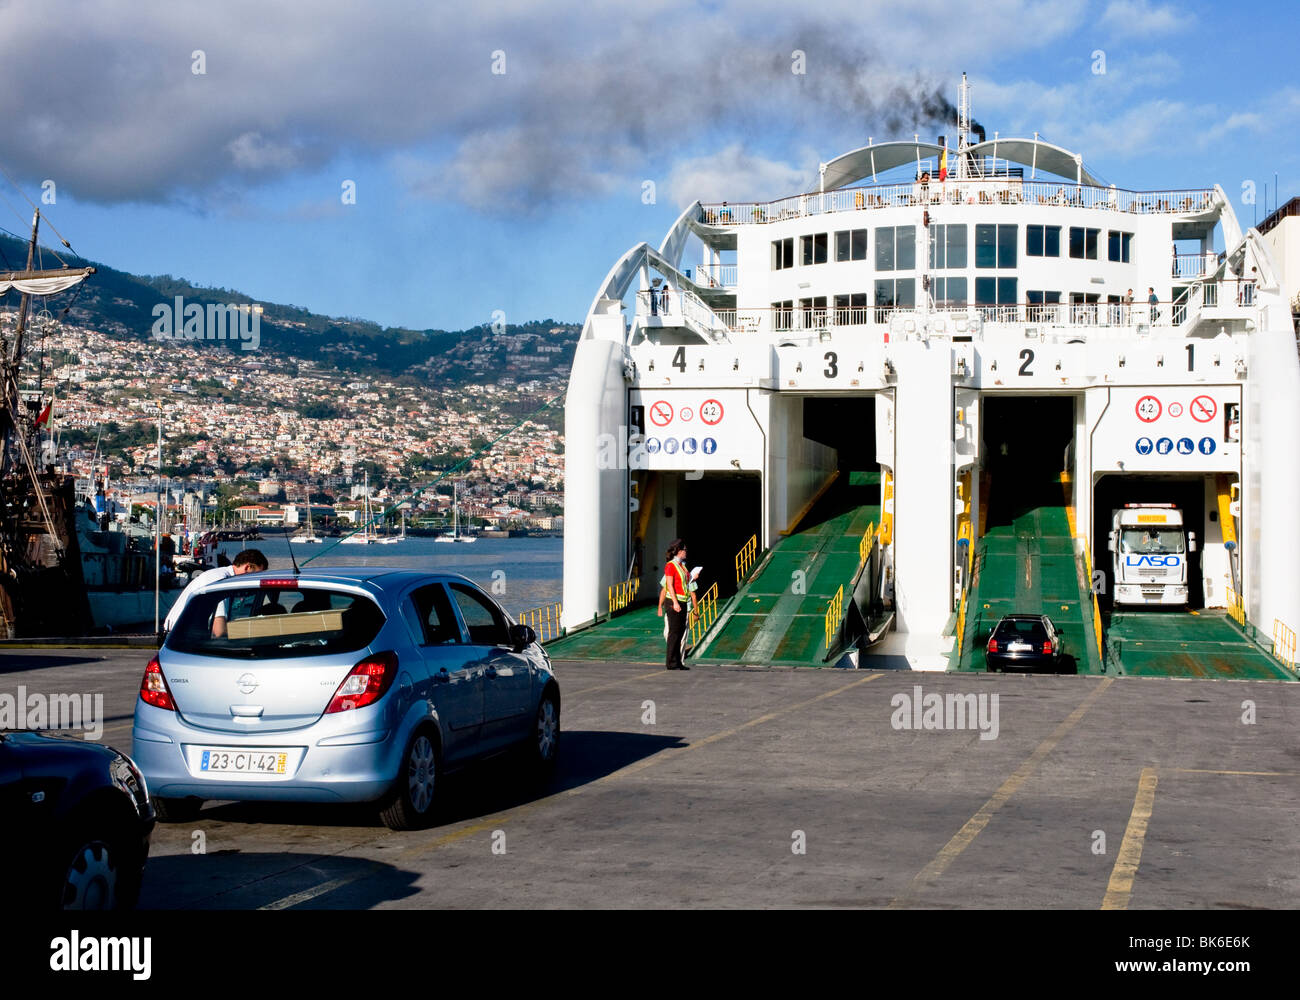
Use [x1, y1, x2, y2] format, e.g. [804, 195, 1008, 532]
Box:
[0, 654, 111, 675]
[187, 729, 685, 830]
[140, 852, 419, 910]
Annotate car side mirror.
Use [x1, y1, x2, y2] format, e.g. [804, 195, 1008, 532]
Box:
[509, 624, 536, 651]
[1187, 531, 1197, 553]
[1107, 530, 1117, 553]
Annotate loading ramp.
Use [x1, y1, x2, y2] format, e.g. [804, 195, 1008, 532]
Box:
[544, 604, 668, 663]
[691, 470, 885, 667]
[956, 475, 1103, 674]
[1104, 609, 1293, 680]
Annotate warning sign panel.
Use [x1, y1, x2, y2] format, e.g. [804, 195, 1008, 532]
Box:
[1135, 395, 1162, 422]
[1190, 395, 1217, 422]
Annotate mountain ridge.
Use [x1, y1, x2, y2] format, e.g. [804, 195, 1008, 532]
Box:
[0, 233, 580, 383]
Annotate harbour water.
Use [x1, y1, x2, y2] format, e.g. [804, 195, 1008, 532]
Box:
[216, 534, 563, 617]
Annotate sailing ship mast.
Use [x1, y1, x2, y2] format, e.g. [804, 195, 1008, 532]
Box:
[0, 207, 96, 635]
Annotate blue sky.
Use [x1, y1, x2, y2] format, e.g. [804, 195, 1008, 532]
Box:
[3, 0, 1297, 332]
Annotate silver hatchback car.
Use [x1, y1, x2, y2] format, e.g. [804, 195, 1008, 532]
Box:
[132, 569, 559, 830]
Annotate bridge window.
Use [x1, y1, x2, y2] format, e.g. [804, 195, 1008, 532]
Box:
[975, 277, 1018, 306]
[932, 276, 967, 308]
[1069, 226, 1099, 260]
[1108, 230, 1133, 263]
[1025, 289, 1062, 319]
[799, 296, 828, 328]
[976, 224, 1017, 268]
[1026, 225, 1061, 257]
[772, 238, 794, 271]
[771, 300, 793, 331]
[929, 224, 967, 269]
[835, 229, 868, 262]
[875, 225, 916, 271]
[801, 233, 828, 265]
[874, 278, 916, 311]
[833, 292, 869, 324]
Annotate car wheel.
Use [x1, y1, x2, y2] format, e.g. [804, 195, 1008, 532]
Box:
[528, 688, 560, 778]
[152, 796, 203, 823]
[379, 727, 440, 831]
[58, 824, 137, 910]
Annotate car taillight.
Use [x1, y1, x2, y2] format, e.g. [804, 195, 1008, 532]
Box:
[140, 656, 175, 711]
[1043, 641, 1053, 654]
[987, 639, 998, 653]
[326, 651, 398, 714]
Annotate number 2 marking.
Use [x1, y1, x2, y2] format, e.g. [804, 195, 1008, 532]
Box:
[1018, 349, 1034, 376]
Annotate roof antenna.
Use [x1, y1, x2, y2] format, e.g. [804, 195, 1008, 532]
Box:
[283, 526, 301, 577]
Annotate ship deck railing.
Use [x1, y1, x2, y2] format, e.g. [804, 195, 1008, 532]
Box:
[636, 288, 732, 341]
[700, 180, 1218, 226]
[684, 284, 1256, 342]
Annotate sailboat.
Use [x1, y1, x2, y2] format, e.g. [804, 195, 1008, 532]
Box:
[341, 471, 378, 544]
[375, 507, 405, 544]
[435, 481, 476, 543]
[292, 503, 321, 543]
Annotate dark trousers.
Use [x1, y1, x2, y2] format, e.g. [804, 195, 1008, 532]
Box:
[665, 606, 688, 670]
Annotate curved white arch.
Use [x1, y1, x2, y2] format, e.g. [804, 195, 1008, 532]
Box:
[658, 200, 703, 265]
[580, 238, 730, 346]
[820, 140, 946, 191]
[820, 136, 1103, 191]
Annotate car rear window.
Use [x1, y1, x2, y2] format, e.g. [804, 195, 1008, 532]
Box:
[994, 619, 1048, 642]
[167, 586, 385, 659]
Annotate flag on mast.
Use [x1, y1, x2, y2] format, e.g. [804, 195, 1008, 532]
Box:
[939, 138, 949, 182]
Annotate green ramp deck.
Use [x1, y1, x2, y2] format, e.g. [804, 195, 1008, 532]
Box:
[692, 471, 881, 667]
[957, 478, 1101, 674]
[544, 605, 667, 664]
[1106, 610, 1294, 680]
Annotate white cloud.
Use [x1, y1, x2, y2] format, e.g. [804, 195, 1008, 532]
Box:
[1100, 0, 1188, 34]
[665, 145, 813, 206]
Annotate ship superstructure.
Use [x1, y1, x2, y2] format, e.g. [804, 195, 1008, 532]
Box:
[561, 78, 1300, 673]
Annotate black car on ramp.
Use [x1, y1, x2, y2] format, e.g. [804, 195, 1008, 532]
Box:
[985, 614, 1065, 673]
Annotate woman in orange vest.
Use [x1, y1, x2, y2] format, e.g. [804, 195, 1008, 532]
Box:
[657, 538, 695, 671]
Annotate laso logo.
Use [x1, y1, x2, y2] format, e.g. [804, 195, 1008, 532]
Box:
[1125, 555, 1182, 567]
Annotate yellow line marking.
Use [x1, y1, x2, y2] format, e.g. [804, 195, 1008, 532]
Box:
[257, 672, 881, 908]
[1101, 766, 1159, 910]
[567, 669, 666, 696]
[259, 870, 380, 910]
[1167, 768, 1300, 777]
[889, 676, 1114, 908]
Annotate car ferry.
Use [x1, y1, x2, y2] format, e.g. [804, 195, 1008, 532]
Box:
[556, 77, 1300, 678]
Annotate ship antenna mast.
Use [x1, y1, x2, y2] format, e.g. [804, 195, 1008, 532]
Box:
[957, 73, 971, 181]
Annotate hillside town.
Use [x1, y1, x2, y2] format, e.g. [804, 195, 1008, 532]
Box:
[20, 315, 569, 532]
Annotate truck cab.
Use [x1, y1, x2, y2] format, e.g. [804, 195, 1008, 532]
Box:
[1108, 504, 1196, 607]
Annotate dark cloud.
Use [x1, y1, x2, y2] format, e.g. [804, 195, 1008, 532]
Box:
[2, 2, 976, 213]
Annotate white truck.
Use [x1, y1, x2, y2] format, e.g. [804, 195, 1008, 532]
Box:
[1108, 504, 1196, 607]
